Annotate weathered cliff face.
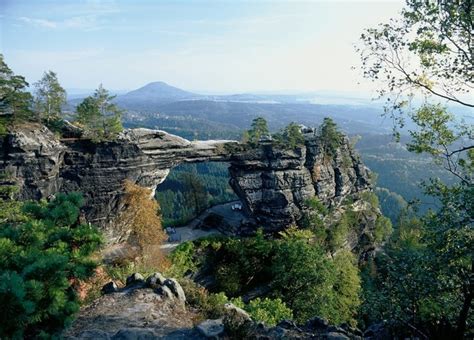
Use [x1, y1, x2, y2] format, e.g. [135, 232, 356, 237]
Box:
[229, 129, 372, 233]
[1, 124, 235, 242]
[1, 123, 375, 251]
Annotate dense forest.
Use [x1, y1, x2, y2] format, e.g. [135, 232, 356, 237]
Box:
[155, 162, 237, 227]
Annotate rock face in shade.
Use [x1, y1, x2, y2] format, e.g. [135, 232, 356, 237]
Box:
[0, 123, 373, 248]
[228, 129, 372, 233]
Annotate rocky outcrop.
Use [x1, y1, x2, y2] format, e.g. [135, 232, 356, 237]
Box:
[0, 123, 235, 243]
[229, 128, 372, 233]
[65, 273, 200, 339]
[67, 273, 368, 339]
[244, 317, 364, 339]
[1, 123, 375, 247]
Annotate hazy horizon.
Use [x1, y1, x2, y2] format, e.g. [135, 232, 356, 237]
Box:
[1, 0, 404, 95]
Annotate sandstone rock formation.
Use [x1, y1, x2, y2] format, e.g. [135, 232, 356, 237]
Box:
[1, 123, 375, 250]
[67, 272, 367, 339]
[229, 128, 372, 233]
[0, 123, 235, 243]
[65, 273, 200, 339]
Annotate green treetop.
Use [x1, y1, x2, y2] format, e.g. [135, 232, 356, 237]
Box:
[75, 84, 123, 141]
[0, 54, 33, 132]
[33, 70, 67, 129]
[243, 117, 270, 146]
[273, 122, 305, 149]
[358, 1, 473, 337]
[0, 193, 102, 338]
[319, 117, 343, 157]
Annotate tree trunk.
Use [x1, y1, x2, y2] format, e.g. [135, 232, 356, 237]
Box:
[456, 291, 472, 339]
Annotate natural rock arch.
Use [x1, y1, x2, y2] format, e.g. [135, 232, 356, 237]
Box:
[1, 124, 372, 245]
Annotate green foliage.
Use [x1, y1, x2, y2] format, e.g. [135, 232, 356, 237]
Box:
[360, 142, 473, 337]
[0, 54, 33, 129]
[407, 104, 472, 185]
[272, 228, 360, 324]
[166, 241, 197, 278]
[245, 297, 293, 327]
[179, 172, 208, 216]
[33, 70, 67, 130]
[180, 276, 292, 327]
[211, 230, 274, 296]
[0, 193, 102, 338]
[327, 209, 357, 252]
[374, 215, 392, 244]
[155, 162, 237, 227]
[168, 227, 361, 326]
[319, 117, 343, 157]
[244, 117, 270, 147]
[75, 84, 123, 142]
[273, 122, 305, 149]
[331, 251, 362, 326]
[307, 197, 328, 215]
[358, 1, 472, 122]
[301, 198, 328, 243]
[360, 191, 379, 208]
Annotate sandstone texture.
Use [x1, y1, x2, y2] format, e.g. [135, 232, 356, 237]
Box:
[229, 129, 372, 233]
[65, 273, 202, 339]
[1, 123, 376, 252]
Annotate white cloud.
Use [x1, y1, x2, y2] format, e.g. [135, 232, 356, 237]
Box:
[18, 16, 57, 29]
[17, 14, 105, 31]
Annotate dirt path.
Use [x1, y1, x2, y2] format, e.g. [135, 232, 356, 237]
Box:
[160, 201, 247, 252]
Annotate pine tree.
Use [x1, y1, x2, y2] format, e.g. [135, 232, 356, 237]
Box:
[0, 54, 33, 132]
[75, 84, 123, 141]
[246, 117, 270, 146]
[0, 193, 102, 338]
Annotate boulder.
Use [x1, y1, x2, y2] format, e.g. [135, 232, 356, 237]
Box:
[125, 273, 144, 286]
[146, 272, 166, 288]
[163, 278, 186, 303]
[101, 281, 118, 294]
[156, 285, 174, 300]
[196, 319, 225, 338]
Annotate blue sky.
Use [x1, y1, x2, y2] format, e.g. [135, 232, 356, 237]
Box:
[1, 0, 404, 94]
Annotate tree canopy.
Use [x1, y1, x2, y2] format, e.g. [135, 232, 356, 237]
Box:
[358, 0, 472, 116]
[358, 1, 473, 337]
[0, 54, 33, 132]
[75, 84, 123, 141]
[319, 117, 343, 157]
[243, 117, 270, 146]
[33, 70, 67, 129]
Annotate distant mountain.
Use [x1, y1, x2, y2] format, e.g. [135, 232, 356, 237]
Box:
[116, 81, 201, 106]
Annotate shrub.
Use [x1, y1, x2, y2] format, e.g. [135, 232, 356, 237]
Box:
[360, 191, 380, 207]
[0, 193, 102, 338]
[167, 241, 197, 277]
[246, 297, 293, 326]
[272, 228, 361, 324]
[327, 209, 357, 252]
[119, 181, 168, 271]
[374, 215, 393, 244]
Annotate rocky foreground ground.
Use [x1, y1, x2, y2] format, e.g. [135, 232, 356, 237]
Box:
[66, 272, 385, 339]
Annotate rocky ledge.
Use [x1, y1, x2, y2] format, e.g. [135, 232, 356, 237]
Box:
[66, 272, 373, 339]
[1, 123, 375, 250]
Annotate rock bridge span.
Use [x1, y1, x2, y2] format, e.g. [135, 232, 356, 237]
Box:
[1, 124, 372, 245]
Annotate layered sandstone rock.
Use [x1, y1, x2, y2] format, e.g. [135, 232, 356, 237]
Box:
[1, 123, 374, 249]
